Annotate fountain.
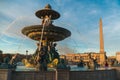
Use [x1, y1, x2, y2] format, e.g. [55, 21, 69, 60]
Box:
[0, 4, 118, 80]
[21, 4, 71, 71]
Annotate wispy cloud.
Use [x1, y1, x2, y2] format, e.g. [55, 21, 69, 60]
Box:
[2, 16, 39, 38]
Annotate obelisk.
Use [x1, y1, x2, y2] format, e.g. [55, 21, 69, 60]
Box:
[99, 18, 106, 65]
[99, 18, 104, 53]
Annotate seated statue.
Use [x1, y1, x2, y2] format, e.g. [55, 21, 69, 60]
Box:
[22, 59, 35, 68]
[0, 54, 17, 69]
[57, 59, 68, 69]
[42, 15, 52, 26]
[47, 58, 58, 68]
[49, 43, 60, 60]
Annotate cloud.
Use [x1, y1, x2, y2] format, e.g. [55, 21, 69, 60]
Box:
[2, 16, 40, 38]
[0, 16, 39, 53]
[57, 44, 75, 54]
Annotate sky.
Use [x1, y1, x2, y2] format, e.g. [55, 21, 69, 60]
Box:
[0, 0, 120, 56]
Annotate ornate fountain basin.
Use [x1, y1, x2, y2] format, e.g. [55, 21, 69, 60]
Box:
[22, 24, 71, 41]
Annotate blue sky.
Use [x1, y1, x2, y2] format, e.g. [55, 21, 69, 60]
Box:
[0, 0, 120, 56]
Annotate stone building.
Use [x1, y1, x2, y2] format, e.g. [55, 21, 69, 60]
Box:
[116, 52, 120, 63]
[60, 52, 106, 65]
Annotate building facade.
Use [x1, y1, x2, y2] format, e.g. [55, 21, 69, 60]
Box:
[116, 52, 120, 63]
[60, 52, 106, 65]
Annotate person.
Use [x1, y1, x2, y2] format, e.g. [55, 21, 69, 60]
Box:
[105, 61, 108, 68]
[57, 59, 67, 69]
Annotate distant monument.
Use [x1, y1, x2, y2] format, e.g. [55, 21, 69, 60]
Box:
[77, 18, 106, 69]
[99, 18, 106, 65]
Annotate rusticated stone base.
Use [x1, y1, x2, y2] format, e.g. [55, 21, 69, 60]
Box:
[0, 68, 119, 80]
[0, 69, 12, 80]
[69, 69, 116, 80]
